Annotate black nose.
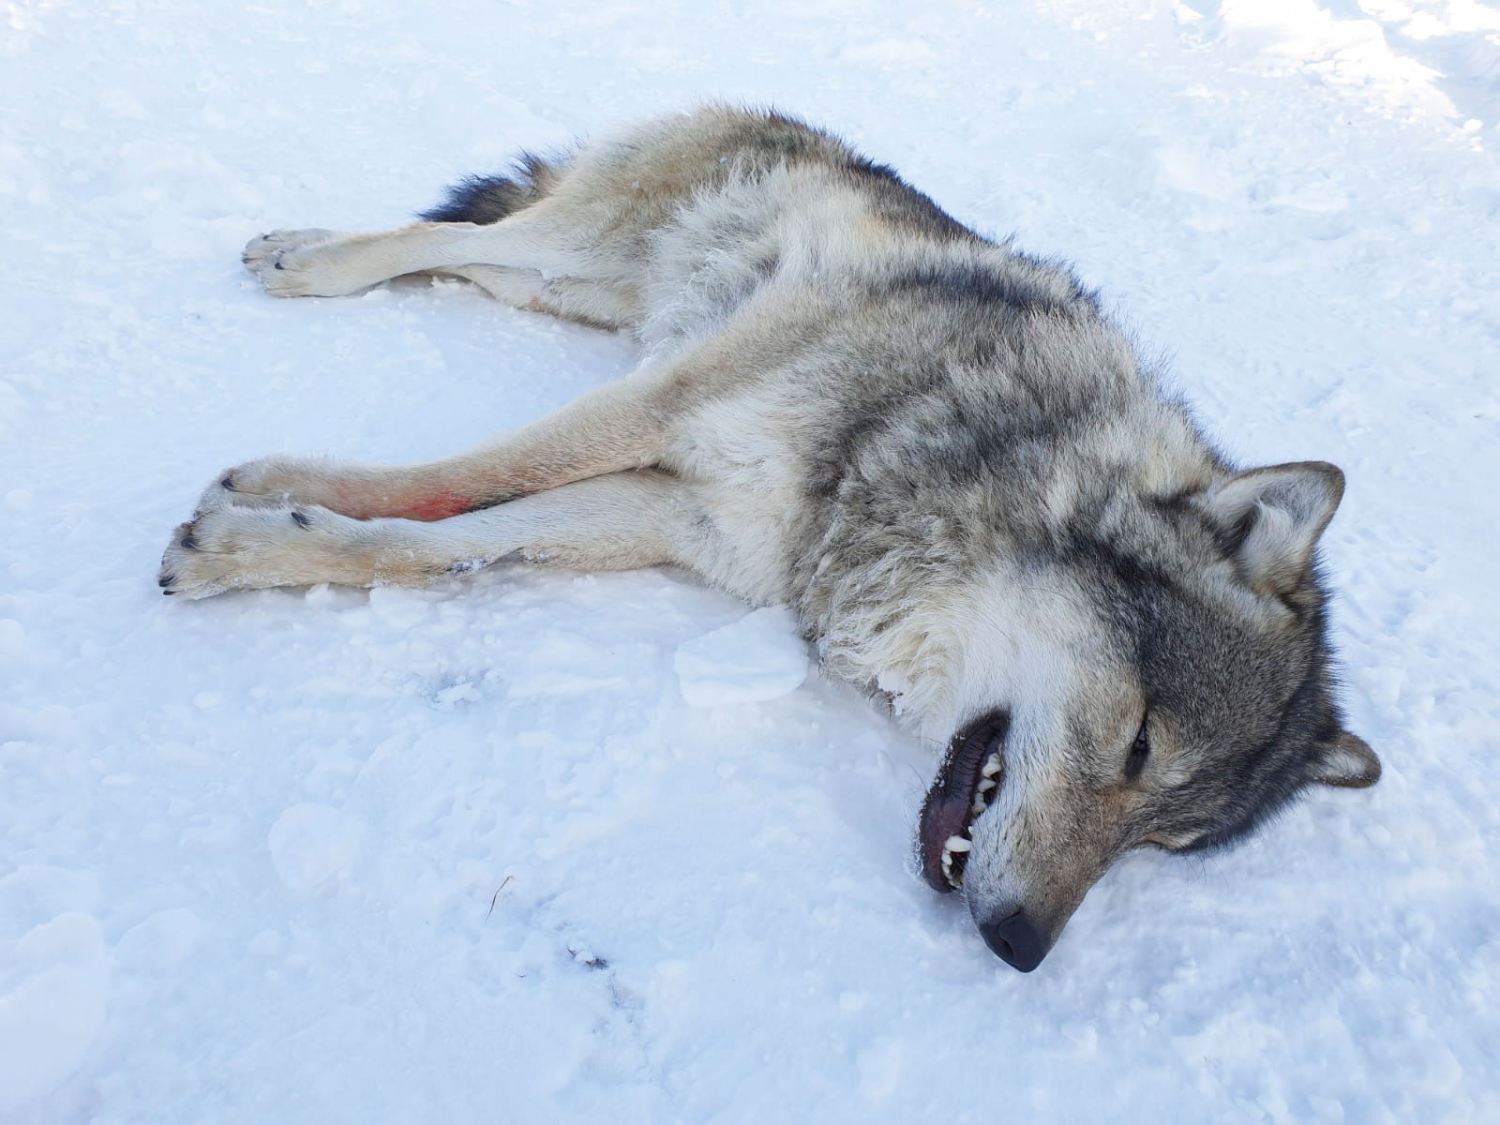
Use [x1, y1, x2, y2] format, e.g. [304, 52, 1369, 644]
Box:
[979, 908, 1046, 972]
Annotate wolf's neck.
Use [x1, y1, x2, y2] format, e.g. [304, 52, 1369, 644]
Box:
[793, 526, 981, 740]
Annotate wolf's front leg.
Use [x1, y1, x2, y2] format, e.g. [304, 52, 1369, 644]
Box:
[158, 503, 439, 597]
[194, 370, 683, 522]
[158, 471, 707, 598]
[194, 456, 479, 523]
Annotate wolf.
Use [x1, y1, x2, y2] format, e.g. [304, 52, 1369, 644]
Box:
[158, 106, 1380, 971]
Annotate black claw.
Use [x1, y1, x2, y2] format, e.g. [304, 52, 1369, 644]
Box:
[179, 534, 198, 550]
[162, 589, 176, 596]
[274, 261, 284, 270]
[221, 475, 237, 492]
[290, 510, 311, 529]
[158, 573, 176, 587]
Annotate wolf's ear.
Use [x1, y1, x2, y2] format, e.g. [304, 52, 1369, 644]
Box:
[1202, 462, 1344, 596]
[1307, 730, 1381, 788]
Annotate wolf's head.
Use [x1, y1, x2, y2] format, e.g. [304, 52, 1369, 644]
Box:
[916, 461, 1380, 971]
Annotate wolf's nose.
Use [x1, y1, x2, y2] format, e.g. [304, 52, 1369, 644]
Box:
[979, 907, 1046, 972]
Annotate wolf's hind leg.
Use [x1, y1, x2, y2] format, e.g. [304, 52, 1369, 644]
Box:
[242, 205, 599, 299]
[158, 471, 708, 598]
[241, 228, 361, 295]
[196, 367, 682, 521]
[428, 265, 638, 329]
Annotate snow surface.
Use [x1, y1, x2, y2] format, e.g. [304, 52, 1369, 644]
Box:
[3, 0, 1499, 1121]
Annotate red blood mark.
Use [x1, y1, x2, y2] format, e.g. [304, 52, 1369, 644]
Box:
[402, 491, 472, 521]
[329, 479, 472, 520]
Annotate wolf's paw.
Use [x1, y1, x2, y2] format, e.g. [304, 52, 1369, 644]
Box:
[242, 228, 362, 297]
[194, 456, 352, 516]
[157, 503, 358, 598]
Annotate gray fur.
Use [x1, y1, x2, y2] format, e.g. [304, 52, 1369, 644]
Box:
[166, 105, 1380, 971]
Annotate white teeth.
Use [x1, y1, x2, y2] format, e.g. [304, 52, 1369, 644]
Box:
[943, 756, 1000, 891]
[941, 835, 971, 889]
[943, 862, 963, 890]
[969, 764, 1000, 817]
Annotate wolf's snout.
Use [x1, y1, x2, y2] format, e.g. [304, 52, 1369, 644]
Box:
[978, 906, 1047, 972]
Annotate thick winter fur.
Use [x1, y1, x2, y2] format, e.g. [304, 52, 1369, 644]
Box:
[160, 106, 1380, 971]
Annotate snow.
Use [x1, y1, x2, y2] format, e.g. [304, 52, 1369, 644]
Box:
[0, 913, 109, 1117]
[2, 0, 1498, 1121]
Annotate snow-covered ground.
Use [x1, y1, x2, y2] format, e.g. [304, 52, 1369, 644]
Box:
[3, 0, 1498, 1120]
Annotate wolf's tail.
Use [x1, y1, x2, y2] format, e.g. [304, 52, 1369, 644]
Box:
[420, 151, 566, 225]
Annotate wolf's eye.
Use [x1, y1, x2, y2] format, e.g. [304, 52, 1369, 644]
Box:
[1124, 717, 1150, 780]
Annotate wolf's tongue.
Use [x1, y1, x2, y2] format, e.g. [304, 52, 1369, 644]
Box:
[917, 711, 1008, 892]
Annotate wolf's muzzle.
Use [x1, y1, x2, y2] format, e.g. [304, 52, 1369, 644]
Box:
[978, 906, 1047, 972]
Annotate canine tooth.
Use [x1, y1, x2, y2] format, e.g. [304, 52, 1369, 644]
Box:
[982, 754, 1001, 778]
[978, 777, 997, 793]
[944, 835, 972, 853]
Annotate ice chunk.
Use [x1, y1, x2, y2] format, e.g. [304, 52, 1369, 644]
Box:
[674, 606, 809, 707]
[267, 804, 364, 895]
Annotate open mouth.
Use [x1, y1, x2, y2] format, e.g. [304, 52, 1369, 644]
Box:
[917, 711, 1007, 892]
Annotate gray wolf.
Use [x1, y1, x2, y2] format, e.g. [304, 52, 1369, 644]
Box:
[158, 105, 1380, 971]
